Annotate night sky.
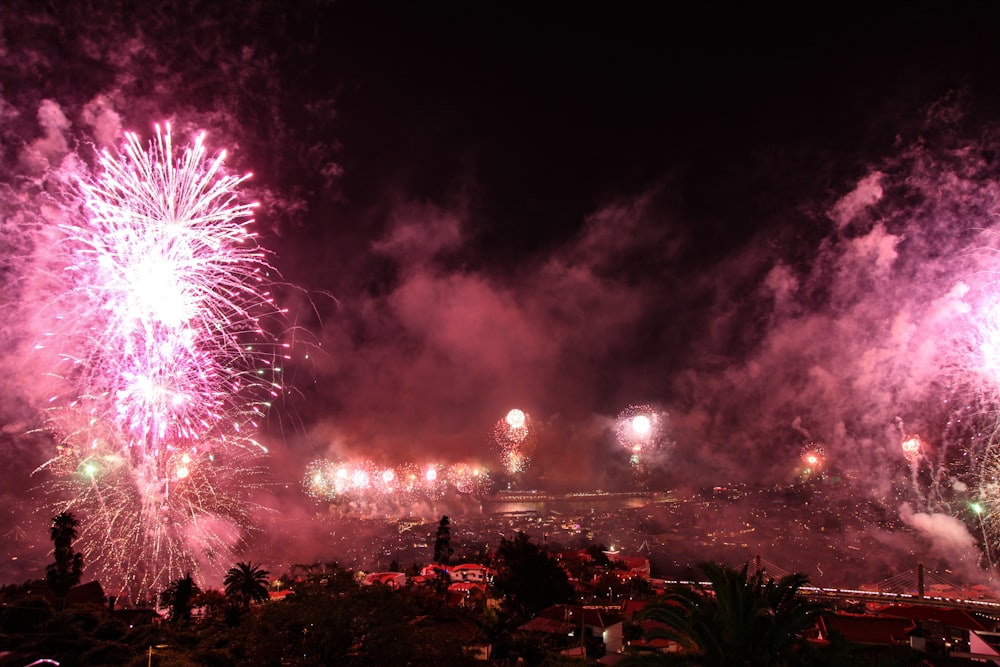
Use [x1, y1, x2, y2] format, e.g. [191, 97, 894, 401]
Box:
[6, 1, 1000, 586]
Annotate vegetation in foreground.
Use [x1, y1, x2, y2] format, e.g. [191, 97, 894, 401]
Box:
[0, 511, 923, 666]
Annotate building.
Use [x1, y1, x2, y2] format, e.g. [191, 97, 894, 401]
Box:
[519, 604, 624, 657]
[362, 571, 406, 588]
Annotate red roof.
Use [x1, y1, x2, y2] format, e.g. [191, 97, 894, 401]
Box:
[820, 614, 913, 645]
[519, 615, 575, 635]
[875, 604, 988, 632]
[536, 604, 622, 629]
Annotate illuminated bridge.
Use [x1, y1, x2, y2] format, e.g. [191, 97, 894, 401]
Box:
[665, 557, 1000, 613]
[480, 490, 659, 503]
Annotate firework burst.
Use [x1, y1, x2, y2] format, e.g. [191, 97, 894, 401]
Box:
[303, 458, 491, 510]
[492, 408, 536, 475]
[445, 462, 490, 495]
[33, 124, 284, 601]
[901, 435, 923, 463]
[797, 442, 826, 480]
[615, 404, 671, 473]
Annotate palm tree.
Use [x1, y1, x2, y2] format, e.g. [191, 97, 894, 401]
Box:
[224, 561, 270, 611]
[161, 572, 201, 625]
[621, 562, 827, 667]
[45, 511, 84, 610]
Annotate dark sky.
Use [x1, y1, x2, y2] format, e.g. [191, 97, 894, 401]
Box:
[7, 1, 1000, 585]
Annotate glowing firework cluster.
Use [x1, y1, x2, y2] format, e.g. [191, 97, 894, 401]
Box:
[798, 443, 826, 478]
[901, 435, 923, 463]
[35, 124, 284, 601]
[304, 459, 491, 507]
[492, 408, 536, 474]
[615, 405, 670, 473]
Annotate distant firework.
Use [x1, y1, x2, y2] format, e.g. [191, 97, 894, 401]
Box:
[901, 435, 923, 462]
[506, 408, 526, 430]
[34, 124, 284, 601]
[303, 459, 491, 507]
[798, 443, 826, 478]
[445, 462, 489, 495]
[615, 405, 670, 471]
[492, 408, 536, 475]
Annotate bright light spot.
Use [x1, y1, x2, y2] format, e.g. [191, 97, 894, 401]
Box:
[426, 467, 437, 482]
[176, 466, 189, 479]
[506, 409, 526, 429]
[631, 415, 651, 435]
[972, 502, 984, 515]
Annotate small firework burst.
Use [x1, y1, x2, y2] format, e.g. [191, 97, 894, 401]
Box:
[800, 443, 826, 471]
[492, 408, 536, 475]
[615, 405, 671, 472]
[901, 435, 923, 462]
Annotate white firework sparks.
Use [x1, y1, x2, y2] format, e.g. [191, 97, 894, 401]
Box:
[33, 124, 284, 601]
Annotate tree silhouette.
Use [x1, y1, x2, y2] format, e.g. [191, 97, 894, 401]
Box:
[621, 562, 828, 667]
[192, 588, 229, 625]
[224, 561, 270, 611]
[161, 572, 201, 625]
[492, 531, 574, 619]
[433, 515, 454, 565]
[45, 511, 83, 610]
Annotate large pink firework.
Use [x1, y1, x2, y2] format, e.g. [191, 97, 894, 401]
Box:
[34, 124, 284, 602]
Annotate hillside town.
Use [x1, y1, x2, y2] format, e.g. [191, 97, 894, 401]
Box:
[6, 503, 1000, 666]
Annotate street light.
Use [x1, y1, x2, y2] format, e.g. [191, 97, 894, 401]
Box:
[148, 644, 169, 667]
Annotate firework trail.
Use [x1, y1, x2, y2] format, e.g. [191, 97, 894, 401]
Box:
[939, 291, 1000, 559]
[912, 283, 1000, 523]
[34, 124, 285, 601]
